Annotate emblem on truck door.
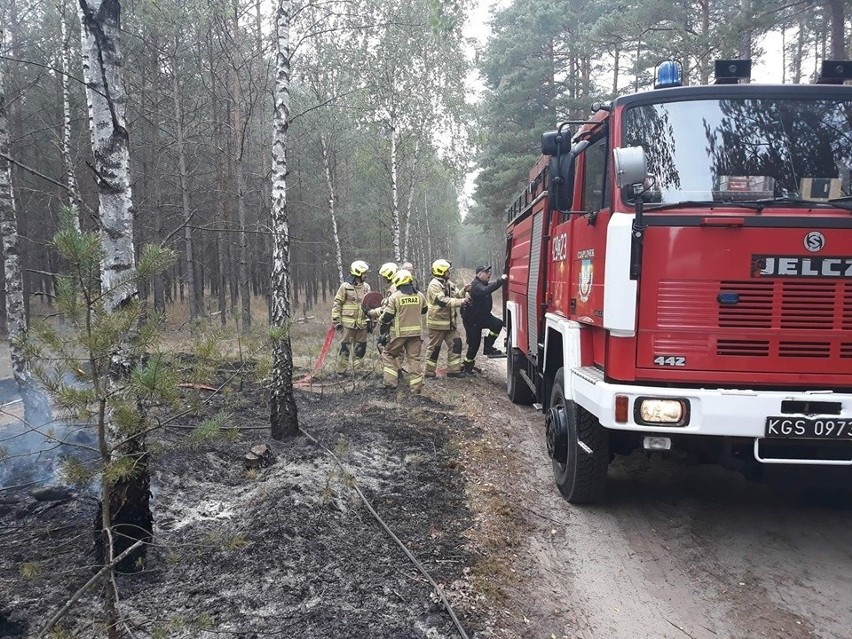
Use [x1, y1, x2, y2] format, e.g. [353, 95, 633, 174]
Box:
[578, 259, 593, 302]
[804, 231, 825, 252]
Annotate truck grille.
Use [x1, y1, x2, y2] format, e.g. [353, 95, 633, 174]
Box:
[718, 281, 772, 329]
[655, 280, 852, 360]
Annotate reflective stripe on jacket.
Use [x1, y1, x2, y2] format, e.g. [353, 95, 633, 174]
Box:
[426, 277, 465, 330]
[332, 280, 371, 329]
[380, 290, 426, 338]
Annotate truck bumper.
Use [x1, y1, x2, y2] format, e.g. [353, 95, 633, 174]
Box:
[570, 366, 852, 465]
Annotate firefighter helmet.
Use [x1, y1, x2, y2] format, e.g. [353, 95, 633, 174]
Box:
[350, 260, 369, 277]
[378, 262, 398, 282]
[431, 259, 451, 277]
[393, 269, 413, 287]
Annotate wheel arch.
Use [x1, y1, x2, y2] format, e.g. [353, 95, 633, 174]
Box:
[543, 315, 586, 409]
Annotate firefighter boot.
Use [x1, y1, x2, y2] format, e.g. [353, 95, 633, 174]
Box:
[483, 332, 505, 358]
[462, 359, 475, 375]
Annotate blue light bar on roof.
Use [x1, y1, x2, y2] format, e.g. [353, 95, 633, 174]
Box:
[655, 60, 683, 89]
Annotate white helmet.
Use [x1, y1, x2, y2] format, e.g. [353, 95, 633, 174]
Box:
[378, 262, 398, 282]
[350, 260, 369, 277]
[431, 259, 451, 277]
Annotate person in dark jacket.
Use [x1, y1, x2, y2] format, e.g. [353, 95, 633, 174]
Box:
[461, 265, 507, 374]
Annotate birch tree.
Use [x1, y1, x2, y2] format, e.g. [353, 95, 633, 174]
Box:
[270, 0, 298, 439]
[59, 0, 83, 224]
[0, 27, 52, 428]
[77, 0, 153, 597]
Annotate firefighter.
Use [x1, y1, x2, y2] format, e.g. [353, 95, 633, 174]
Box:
[367, 262, 398, 321]
[401, 261, 419, 291]
[378, 269, 427, 393]
[462, 265, 508, 374]
[331, 260, 371, 375]
[425, 259, 469, 378]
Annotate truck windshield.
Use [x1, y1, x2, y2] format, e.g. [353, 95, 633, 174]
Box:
[622, 98, 852, 206]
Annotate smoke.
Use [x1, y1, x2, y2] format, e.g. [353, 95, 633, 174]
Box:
[0, 415, 98, 491]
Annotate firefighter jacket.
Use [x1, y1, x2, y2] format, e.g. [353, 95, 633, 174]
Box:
[380, 286, 427, 338]
[426, 277, 466, 331]
[368, 283, 397, 319]
[332, 277, 371, 329]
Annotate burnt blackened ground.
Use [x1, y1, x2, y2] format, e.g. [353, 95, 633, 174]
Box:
[0, 378, 483, 638]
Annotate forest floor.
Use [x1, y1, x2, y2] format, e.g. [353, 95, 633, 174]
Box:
[3, 307, 852, 638]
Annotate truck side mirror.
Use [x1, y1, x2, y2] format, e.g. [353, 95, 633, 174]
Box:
[542, 127, 574, 213]
[541, 129, 571, 155]
[612, 146, 647, 189]
[548, 154, 575, 212]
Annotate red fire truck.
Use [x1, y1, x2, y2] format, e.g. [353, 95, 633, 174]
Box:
[504, 60, 852, 503]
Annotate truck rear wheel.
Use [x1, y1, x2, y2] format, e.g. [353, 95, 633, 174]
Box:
[546, 369, 609, 503]
[507, 329, 534, 405]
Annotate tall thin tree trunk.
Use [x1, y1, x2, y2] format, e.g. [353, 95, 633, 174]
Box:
[612, 47, 619, 95]
[150, 42, 165, 313]
[423, 189, 432, 267]
[77, 0, 151, 595]
[402, 138, 420, 260]
[231, 6, 251, 330]
[0, 29, 52, 428]
[794, 17, 805, 83]
[60, 1, 83, 225]
[389, 122, 401, 262]
[827, 0, 844, 60]
[740, 0, 753, 61]
[270, 0, 298, 439]
[208, 28, 228, 326]
[171, 36, 199, 322]
[319, 134, 343, 282]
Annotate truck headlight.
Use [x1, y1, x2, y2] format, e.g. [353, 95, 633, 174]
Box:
[635, 398, 689, 426]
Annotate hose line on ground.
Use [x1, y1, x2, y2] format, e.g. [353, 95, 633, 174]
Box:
[300, 426, 471, 639]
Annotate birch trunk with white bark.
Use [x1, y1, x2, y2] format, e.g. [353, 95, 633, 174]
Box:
[0, 30, 53, 428]
[389, 122, 401, 262]
[60, 1, 83, 227]
[270, 0, 299, 439]
[77, 0, 150, 582]
[171, 37, 199, 322]
[78, 0, 136, 311]
[320, 134, 344, 282]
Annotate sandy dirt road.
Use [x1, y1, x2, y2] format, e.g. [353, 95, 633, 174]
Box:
[462, 357, 852, 639]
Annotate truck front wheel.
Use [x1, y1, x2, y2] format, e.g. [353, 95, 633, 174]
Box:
[507, 329, 534, 405]
[546, 369, 609, 504]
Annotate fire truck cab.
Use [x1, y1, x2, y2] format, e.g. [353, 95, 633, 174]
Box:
[504, 60, 852, 503]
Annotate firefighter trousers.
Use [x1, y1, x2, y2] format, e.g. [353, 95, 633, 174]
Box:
[382, 336, 423, 393]
[336, 327, 369, 374]
[425, 328, 463, 376]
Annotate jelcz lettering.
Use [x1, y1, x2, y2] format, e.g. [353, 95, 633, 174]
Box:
[754, 255, 852, 278]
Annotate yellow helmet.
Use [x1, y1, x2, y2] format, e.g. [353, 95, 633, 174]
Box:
[431, 259, 451, 277]
[378, 262, 398, 282]
[350, 260, 369, 277]
[393, 269, 413, 287]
